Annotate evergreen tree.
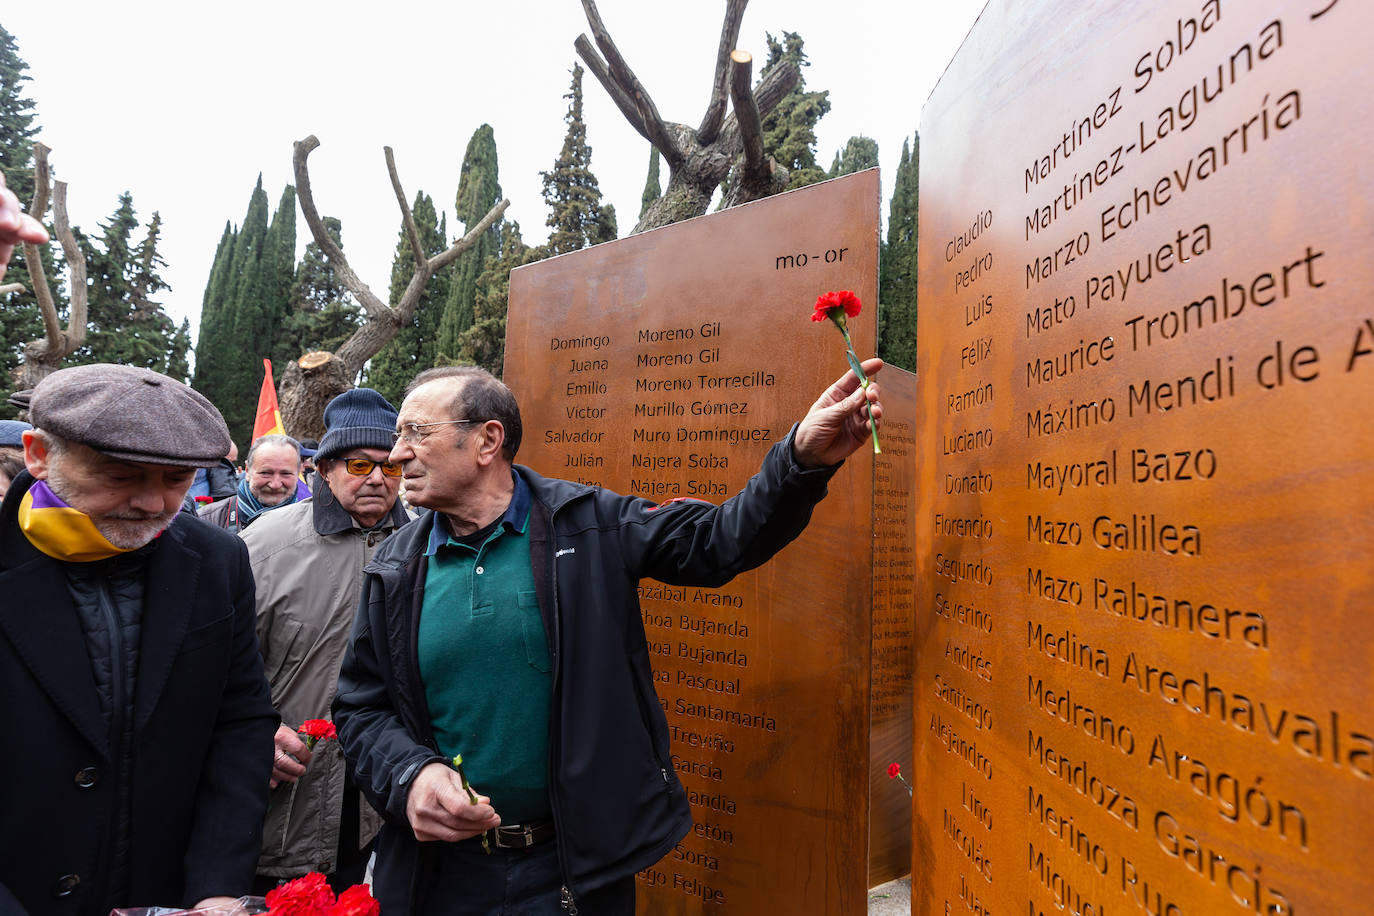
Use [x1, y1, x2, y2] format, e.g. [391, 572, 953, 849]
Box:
[279, 215, 360, 358]
[0, 25, 59, 416]
[539, 64, 617, 256]
[192, 178, 296, 444]
[364, 192, 449, 406]
[438, 124, 502, 362]
[191, 221, 237, 400]
[758, 32, 830, 191]
[73, 198, 183, 374]
[640, 147, 661, 220]
[166, 318, 192, 383]
[878, 133, 918, 370]
[459, 220, 532, 377]
[828, 135, 879, 178]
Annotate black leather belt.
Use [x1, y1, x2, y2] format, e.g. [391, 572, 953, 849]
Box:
[470, 820, 555, 851]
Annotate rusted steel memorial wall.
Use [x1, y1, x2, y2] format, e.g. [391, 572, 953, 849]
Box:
[505, 170, 914, 914]
[915, 1, 1373, 914]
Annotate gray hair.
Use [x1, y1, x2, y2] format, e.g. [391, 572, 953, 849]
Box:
[404, 366, 523, 460]
[246, 434, 302, 471]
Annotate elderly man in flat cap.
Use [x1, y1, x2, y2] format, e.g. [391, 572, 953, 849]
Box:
[242, 388, 411, 897]
[0, 364, 279, 915]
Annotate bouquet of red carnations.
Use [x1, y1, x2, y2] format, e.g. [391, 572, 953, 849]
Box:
[109, 872, 379, 916]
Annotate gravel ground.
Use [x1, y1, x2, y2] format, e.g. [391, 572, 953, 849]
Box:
[868, 876, 911, 915]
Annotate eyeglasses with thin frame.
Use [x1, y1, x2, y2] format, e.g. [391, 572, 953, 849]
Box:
[392, 419, 478, 446]
[341, 458, 404, 478]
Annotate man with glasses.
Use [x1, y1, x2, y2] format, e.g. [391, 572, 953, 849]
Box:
[334, 362, 884, 915]
[241, 388, 412, 896]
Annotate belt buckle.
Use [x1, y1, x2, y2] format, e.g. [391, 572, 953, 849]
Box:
[495, 823, 535, 850]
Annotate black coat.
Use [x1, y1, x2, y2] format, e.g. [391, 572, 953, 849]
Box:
[0, 472, 279, 916]
[333, 429, 837, 911]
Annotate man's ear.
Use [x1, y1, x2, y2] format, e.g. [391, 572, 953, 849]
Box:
[474, 421, 507, 467]
[21, 430, 51, 480]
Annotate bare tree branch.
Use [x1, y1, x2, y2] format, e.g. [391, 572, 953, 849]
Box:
[0, 283, 24, 296]
[52, 182, 87, 355]
[12, 145, 89, 388]
[718, 57, 799, 152]
[575, 35, 648, 138]
[22, 144, 59, 350]
[429, 198, 510, 275]
[292, 135, 510, 382]
[293, 135, 390, 319]
[579, 0, 682, 168]
[25, 143, 49, 221]
[697, 0, 749, 145]
[729, 51, 763, 172]
[385, 146, 427, 267]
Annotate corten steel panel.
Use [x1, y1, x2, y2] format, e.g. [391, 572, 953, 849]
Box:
[505, 171, 894, 915]
[871, 366, 919, 888]
[914, 1, 1373, 914]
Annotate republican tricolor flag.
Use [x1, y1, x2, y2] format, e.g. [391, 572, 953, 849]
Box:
[252, 358, 285, 441]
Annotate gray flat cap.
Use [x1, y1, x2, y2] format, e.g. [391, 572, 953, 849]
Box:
[30, 365, 231, 468]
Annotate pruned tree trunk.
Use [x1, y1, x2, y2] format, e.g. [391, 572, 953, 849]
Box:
[575, 0, 797, 234]
[281, 136, 509, 433]
[279, 351, 350, 441]
[12, 143, 88, 390]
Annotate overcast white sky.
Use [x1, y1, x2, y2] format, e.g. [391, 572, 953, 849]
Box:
[3, 0, 984, 340]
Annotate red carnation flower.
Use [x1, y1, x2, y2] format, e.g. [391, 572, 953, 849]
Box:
[887, 762, 901, 778]
[810, 289, 862, 323]
[265, 872, 335, 915]
[297, 719, 337, 751]
[328, 884, 381, 916]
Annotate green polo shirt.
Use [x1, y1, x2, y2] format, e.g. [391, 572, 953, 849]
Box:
[417, 473, 552, 824]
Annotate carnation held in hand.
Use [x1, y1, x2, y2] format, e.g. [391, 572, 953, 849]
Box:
[810, 289, 881, 454]
[297, 718, 337, 751]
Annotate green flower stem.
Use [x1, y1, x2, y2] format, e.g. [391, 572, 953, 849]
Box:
[451, 754, 491, 854]
[835, 319, 881, 455]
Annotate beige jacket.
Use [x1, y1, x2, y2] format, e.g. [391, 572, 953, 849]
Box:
[241, 480, 412, 877]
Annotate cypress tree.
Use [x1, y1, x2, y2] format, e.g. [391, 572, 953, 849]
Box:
[640, 147, 661, 220]
[878, 133, 919, 370]
[459, 220, 532, 377]
[280, 215, 359, 358]
[259, 185, 298, 368]
[0, 24, 60, 415]
[364, 191, 449, 406]
[193, 177, 286, 444]
[758, 32, 830, 191]
[437, 124, 502, 362]
[540, 64, 617, 257]
[192, 221, 237, 397]
[828, 135, 879, 178]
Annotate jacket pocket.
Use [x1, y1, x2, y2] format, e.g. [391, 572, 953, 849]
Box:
[263, 618, 306, 686]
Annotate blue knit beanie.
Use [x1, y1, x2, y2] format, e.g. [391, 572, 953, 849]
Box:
[315, 388, 398, 461]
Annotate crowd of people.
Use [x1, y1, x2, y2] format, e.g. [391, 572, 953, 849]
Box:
[0, 170, 884, 915]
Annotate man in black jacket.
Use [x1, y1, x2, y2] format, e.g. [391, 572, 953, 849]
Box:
[333, 363, 883, 915]
[0, 364, 278, 915]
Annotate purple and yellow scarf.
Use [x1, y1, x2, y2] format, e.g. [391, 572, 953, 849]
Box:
[17, 479, 142, 562]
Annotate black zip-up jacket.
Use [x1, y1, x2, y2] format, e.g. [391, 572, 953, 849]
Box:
[333, 428, 838, 911]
